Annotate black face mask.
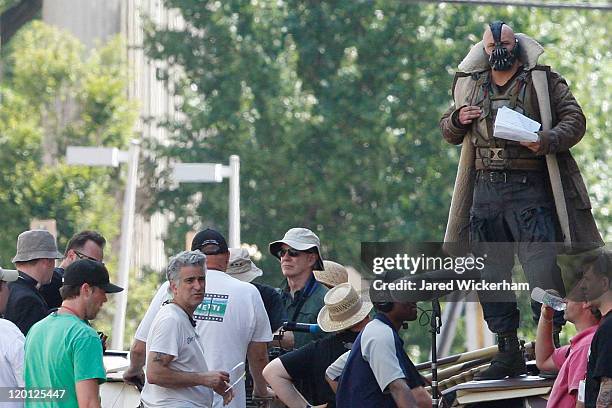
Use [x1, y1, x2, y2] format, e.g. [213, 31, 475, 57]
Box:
[487, 21, 519, 71]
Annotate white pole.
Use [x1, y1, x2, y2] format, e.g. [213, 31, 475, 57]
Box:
[228, 155, 240, 248]
[111, 139, 140, 350]
[464, 292, 495, 351]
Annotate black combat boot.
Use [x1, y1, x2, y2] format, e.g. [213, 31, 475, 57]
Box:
[474, 332, 526, 380]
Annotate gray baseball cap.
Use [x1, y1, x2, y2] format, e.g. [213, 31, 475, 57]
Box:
[12, 230, 63, 263]
[269, 228, 324, 270]
[0, 267, 18, 282]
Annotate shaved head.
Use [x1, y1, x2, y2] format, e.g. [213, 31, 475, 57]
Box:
[483, 23, 516, 55]
[482, 21, 520, 72]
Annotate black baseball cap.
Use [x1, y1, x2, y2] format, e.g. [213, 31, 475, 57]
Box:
[191, 228, 229, 255]
[63, 259, 123, 293]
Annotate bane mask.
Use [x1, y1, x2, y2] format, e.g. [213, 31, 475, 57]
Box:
[487, 21, 519, 71]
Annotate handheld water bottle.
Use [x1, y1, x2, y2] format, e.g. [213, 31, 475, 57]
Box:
[531, 287, 566, 311]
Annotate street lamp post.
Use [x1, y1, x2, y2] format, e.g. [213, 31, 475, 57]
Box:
[227, 155, 240, 248]
[66, 139, 140, 350]
[172, 155, 240, 247]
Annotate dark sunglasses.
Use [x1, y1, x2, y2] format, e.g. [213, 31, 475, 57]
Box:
[75, 250, 103, 264]
[277, 247, 314, 258]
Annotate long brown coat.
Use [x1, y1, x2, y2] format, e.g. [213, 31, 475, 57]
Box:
[439, 35, 603, 255]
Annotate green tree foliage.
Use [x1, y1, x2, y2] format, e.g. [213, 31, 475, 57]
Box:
[143, 1, 462, 274]
[95, 266, 165, 347]
[0, 0, 19, 13]
[143, 2, 609, 359]
[0, 21, 136, 260]
[529, 11, 611, 239]
[0, 21, 140, 344]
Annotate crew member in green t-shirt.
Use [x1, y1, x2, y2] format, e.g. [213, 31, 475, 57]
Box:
[24, 259, 123, 408]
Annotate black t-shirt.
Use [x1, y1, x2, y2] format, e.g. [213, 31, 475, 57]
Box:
[39, 267, 64, 309]
[279, 330, 358, 407]
[252, 282, 287, 332]
[5, 272, 49, 335]
[585, 310, 612, 407]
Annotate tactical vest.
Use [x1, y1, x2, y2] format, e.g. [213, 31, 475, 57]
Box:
[455, 69, 544, 171]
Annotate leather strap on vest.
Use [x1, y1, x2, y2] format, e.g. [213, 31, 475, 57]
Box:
[531, 69, 571, 247]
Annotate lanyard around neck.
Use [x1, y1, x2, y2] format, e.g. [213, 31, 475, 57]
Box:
[290, 275, 319, 322]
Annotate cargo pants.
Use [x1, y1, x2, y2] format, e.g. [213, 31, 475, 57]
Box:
[470, 170, 566, 333]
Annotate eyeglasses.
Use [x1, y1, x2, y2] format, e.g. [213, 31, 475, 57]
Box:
[75, 251, 103, 264]
[277, 248, 313, 258]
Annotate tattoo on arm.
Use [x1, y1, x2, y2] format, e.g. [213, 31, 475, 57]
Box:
[596, 377, 612, 408]
[153, 352, 169, 363]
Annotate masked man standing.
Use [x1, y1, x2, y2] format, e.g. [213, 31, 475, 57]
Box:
[440, 21, 602, 380]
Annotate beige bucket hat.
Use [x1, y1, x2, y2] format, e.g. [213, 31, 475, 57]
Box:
[314, 260, 348, 288]
[226, 248, 263, 282]
[317, 283, 372, 332]
[269, 228, 324, 270]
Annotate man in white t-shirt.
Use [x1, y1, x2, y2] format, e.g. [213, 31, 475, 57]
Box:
[141, 251, 233, 408]
[0, 267, 24, 408]
[127, 230, 273, 408]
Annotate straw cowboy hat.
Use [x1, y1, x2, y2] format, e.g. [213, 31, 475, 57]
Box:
[317, 283, 372, 332]
[314, 260, 348, 288]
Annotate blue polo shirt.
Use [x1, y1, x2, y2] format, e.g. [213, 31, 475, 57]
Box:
[336, 313, 424, 408]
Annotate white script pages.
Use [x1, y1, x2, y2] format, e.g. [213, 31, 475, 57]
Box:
[493, 106, 540, 143]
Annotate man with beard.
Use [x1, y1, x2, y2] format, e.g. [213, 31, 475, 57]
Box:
[24, 260, 123, 408]
[440, 21, 602, 380]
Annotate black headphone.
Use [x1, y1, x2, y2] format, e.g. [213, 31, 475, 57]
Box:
[373, 301, 394, 313]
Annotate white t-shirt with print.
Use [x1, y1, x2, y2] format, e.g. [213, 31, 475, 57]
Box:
[136, 270, 273, 408]
[140, 303, 213, 408]
[135, 283, 171, 342]
[0, 319, 24, 408]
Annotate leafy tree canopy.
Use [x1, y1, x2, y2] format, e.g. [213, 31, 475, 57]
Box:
[142, 1, 610, 357]
[0, 21, 139, 345]
[0, 0, 19, 13]
[143, 1, 609, 274]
